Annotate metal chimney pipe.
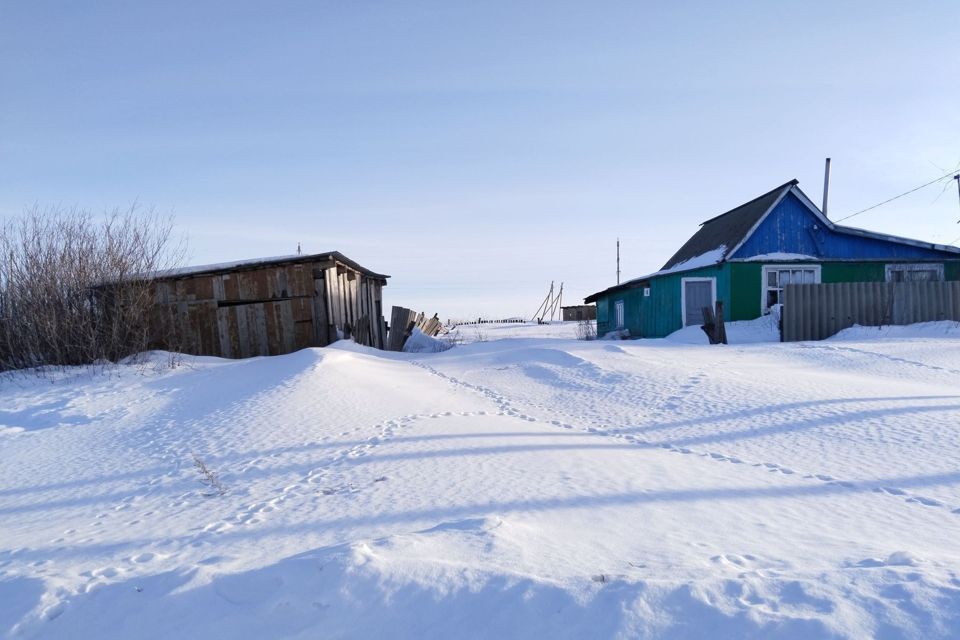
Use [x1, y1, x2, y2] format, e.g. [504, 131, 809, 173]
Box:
[822, 157, 831, 216]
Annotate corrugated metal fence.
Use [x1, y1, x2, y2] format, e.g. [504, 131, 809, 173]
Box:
[782, 281, 960, 342]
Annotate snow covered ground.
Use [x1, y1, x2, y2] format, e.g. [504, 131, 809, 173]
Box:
[446, 320, 586, 342]
[3, 323, 960, 638]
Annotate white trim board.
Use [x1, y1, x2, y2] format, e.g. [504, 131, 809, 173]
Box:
[885, 263, 944, 282]
[760, 264, 821, 314]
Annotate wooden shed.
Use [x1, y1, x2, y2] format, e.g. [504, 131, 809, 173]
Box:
[561, 305, 596, 321]
[149, 252, 388, 357]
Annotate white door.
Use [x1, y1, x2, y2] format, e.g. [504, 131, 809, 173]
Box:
[682, 278, 715, 327]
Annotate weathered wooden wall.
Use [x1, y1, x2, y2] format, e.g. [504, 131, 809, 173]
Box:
[561, 305, 596, 321]
[152, 258, 387, 357]
[782, 281, 960, 342]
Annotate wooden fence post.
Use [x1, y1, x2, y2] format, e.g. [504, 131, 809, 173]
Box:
[715, 300, 727, 345]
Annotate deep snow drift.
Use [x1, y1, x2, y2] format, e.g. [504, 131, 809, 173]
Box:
[3, 323, 960, 638]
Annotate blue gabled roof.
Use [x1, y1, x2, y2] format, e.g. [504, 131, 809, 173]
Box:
[585, 179, 960, 303]
[666, 180, 960, 269]
[661, 180, 796, 270]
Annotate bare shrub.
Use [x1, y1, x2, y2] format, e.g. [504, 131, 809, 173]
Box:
[191, 453, 227, 496]
[0, 205, 185, 372]
[438, 330, 464, 349]
[576, 320, 597, 341]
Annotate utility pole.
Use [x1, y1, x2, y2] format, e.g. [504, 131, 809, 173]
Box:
[822, 157, 831, 216]
[531, 281, 554, 323]
[955, 175, 960, 223]
[616, 238, 621, 285]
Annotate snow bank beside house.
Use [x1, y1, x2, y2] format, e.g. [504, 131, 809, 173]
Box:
[665, 311, 781, 344]
[3, 332, 960, 638]
[829, 320, 960, 342]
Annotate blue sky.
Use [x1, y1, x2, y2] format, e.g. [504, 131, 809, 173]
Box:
[2, 1, 959, 318]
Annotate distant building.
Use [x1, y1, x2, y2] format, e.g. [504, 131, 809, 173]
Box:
[561, 305, 596, 321]
[148, 252, 388, 357]
[586, 179, 960, 338]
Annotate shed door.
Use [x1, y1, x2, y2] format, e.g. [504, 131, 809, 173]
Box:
[683, 279, 714, 327]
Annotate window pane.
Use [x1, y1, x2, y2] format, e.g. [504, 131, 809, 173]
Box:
[767, 290, 779, 309]
[767, 271, 778, 287]
[780, 270, 791, 285]
[803, 270, 815, 284]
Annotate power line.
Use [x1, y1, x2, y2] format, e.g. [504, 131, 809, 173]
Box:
[834, 170, 958, 223]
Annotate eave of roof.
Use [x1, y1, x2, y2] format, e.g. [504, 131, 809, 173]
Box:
[583, 278, 650, 303]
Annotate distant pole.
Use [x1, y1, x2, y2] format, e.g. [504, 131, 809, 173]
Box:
[531, 281, 554, 322]
[616, 238, 621, 284]
[954, 175, 960, 223]
[822, 157, 831, 216]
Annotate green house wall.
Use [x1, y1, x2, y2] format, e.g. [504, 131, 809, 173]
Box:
[595, 260, 960, 339]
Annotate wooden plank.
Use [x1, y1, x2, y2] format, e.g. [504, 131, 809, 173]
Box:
[367, 281, 380, 348]
[313, 277, 330, 346]
[235, 305, 251, 358]
[375, 283, 385, 348]
[715, 301, 727, 345]
[388, 306, 408, 351]
[342, 271, 354, 326]
[212, 276, 226, 301]
[265, 301, 280, 354]
[273, 300, 295, 353]
[700, 305, 717, 344]
[297, 264, 315, 297]
[252, 304, 269, 356]
[216, 307, 232, 357]
[325, 267, 341, 335]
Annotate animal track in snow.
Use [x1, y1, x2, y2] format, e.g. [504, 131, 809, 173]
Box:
[410, 356, 960, 522]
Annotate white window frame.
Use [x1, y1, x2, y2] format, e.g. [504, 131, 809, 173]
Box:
[614, 299, 625, 328]
[761, 265, 821, 314]
[680, 277, 717, 327]
[885, 263, 943, 282]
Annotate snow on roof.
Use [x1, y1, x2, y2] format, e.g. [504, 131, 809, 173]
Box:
[620, 246, 727, 286]
[735, 252, 820, 262]
[142, 252, 390, 281]
[585, 246, 728, 302]
[153, 254, 303, 278]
